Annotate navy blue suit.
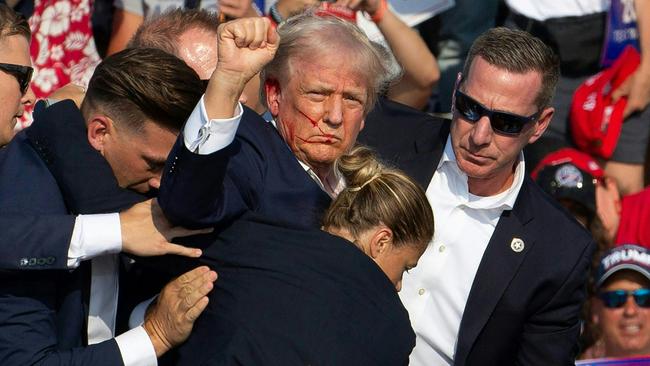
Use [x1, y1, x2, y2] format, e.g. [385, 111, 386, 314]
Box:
[358, 98, 595, 366]
[0, 101, 126, 366]
[163, 217, 414, 366]
[24, 102, 418, 364]
[159, 106, 331, 230]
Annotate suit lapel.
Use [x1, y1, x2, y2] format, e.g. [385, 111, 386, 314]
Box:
[454, 181, 536, 365]
[396, 120, 449, 188]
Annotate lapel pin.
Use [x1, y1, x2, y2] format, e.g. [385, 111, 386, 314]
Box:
[510, 238, 525, 253]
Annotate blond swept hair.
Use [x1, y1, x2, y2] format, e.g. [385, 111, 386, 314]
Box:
[323, 145, 434, 249]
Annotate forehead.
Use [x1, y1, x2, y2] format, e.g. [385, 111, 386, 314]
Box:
[123, 120, 178, 156]
[0, 34, 31, 66]
[288, 53, 369, 93]
[178, 28, 218, 79]
[602, 270, 650, 290]
[463, 57, 541, 115]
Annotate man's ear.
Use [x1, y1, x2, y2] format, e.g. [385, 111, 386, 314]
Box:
[368, 226, 394, 259]
[528, 107, 554, 144]
[87, 115, 114, 155]
[265, 78, 281, 117]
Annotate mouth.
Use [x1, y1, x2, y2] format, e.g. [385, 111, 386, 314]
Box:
[620, 324, 642, 335]
[298, 135, 339, 144]
[462, 147, 492, 163]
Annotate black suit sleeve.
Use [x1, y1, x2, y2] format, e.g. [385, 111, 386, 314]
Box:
[515, 237, 594, 365]
[159, 107, 266, 229]
[0, 214, 75, 270]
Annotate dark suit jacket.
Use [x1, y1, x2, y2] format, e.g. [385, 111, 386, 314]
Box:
[0, 101, 126, 366]
[162, 217, 414, 366]
[159, 106, 331, 230]
[358, 98, 595, 366]
[0, 100, 143, 271]
[28, 100, 417, 365]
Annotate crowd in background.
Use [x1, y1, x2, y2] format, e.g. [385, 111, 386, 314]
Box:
[1, 0, 650, 364]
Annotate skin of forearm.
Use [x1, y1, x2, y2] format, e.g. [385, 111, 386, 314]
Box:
[635, 0, 650, 72]
[377, 8, 439, 90]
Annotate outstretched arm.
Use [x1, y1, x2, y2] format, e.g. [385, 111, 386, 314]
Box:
[159, 18, 280, 228]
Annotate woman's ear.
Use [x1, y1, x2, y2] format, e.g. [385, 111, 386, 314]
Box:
[368, 226, 393, 259]
[87, 115, 114, 155]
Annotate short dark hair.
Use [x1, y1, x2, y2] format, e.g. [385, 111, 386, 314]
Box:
[463, 27, 560, 109]
[81, 47, 203, 133]
[0, 4, 30, 41]
[128, 8, 219, 56]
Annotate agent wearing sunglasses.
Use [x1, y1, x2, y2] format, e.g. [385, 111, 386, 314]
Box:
[0, 5, 35, 147]
[589, 244, 650, 358]
[359, 27, 596, 366]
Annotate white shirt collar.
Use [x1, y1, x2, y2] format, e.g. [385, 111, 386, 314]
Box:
[438, 136, 525, 211]
[270, 119, 345, 198]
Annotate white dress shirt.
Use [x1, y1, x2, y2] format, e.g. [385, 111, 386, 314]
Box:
[66, 215, 157, 365]
[400, 137, 526, 366]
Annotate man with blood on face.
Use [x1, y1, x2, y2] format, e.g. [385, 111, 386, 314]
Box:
[158, 14, 398, 229]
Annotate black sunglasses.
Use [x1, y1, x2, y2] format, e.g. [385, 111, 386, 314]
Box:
[0, 63, 33, 95]
[454, 89, 541, 136]
[598, 288, 650, 308]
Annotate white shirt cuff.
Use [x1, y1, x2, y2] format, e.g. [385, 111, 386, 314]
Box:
[183, 95, 243, 155]
[115, 326, 157, 366]
[67, 214, 122, 268]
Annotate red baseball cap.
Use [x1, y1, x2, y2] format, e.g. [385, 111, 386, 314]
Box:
[570, 46, 640, 159]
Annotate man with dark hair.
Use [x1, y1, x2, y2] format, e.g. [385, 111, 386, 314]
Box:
[359, 27, 595, 365]
[0, 47, 215, 365]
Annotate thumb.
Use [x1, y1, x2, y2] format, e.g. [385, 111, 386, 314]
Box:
[610, 78, 631, 103]
[266, 22, 280, 50]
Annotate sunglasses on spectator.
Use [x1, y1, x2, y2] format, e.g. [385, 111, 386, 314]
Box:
[598, 288, 650, 308]
[0, 63, 33, 95]
[454, 89, 541, 136]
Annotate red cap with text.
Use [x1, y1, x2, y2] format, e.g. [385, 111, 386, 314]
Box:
[570, 46, 640, 159]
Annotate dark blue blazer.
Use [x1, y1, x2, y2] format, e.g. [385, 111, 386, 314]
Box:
[25, 101, 417, 365]
[163, 217, 414, 366]
[0, 100, 143, 271]
[0, 101, 125, 366]
[358, 98, 595, 366]
[158, 106, 331, 230]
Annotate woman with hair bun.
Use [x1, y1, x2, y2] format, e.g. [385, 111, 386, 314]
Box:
[323, 145, 434, 290]
[167, 145, 434, 366]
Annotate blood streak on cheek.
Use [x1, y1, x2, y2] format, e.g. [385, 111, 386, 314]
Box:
[296, 109, 335, 141]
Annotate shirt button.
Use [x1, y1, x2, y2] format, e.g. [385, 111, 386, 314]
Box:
[439, 245, 446, 253]
[418, 288, 425, 296]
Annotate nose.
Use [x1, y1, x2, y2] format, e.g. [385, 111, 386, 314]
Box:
[468, 115, 493, 147]
[22, 86, 36, 107]
[323, 95, 343, 126]
[623, 294, 640, 316]
[148, 176, 161, 190]
[395, 281, 402, 292]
